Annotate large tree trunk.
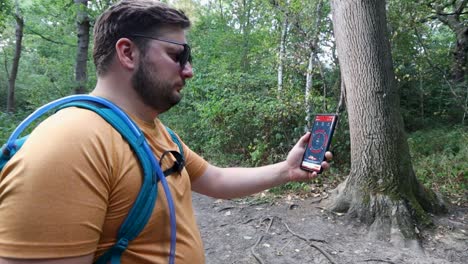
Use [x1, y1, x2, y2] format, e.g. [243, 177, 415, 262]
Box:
[7, 2, 24, 113]
[74, 0, 90, 94]
[328, 0, 446, 246]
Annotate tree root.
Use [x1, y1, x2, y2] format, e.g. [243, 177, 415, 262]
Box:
[251, 217, 337, 264]
[360, 258, 396, 264]
[283, 222, 337, 264]
[218, 206, 236, 212]
[250, 216, 275, 264]
[282, 222, 327, 243]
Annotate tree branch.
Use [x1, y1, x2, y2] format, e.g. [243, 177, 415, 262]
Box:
[25, 28, 76, 47]
[455, 0, 467, 15]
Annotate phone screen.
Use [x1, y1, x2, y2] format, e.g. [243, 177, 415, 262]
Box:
[301, 114, 338, 173]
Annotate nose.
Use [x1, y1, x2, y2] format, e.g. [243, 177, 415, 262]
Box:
[181, 62, 194, 79]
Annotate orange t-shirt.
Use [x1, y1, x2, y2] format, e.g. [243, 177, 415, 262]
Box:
[0, 107, 208, 263]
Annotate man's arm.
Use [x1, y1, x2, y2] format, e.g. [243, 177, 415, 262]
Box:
[191, 133, 332, 199]
[0, 254, 93, 264]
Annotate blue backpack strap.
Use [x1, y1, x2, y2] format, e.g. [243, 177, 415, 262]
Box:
[59, 101, 159, 264]
[165, 126, 184, 158]
[1, 136, 27, 170]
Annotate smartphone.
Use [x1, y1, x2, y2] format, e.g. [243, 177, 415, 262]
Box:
[301, 114, 338, 173]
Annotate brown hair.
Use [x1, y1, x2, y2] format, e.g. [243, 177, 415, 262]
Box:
[93, 0, 191, 76]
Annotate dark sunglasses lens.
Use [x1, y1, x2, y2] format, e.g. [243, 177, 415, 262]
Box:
[179, 45, 191, 67]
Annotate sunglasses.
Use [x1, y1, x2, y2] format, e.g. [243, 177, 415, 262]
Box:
[128, 34, 192, 68]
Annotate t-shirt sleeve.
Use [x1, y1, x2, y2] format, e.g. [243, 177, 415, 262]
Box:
[0, 109, 114, 259]
[180, 140, 209, 182]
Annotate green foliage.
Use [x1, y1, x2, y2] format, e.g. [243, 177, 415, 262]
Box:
[0, 0, 12, 32]
[388, 0, 466, 131]
[269, 181, 310, 195]
[408, 127, 468, 199]
[0, 110, 29, 143]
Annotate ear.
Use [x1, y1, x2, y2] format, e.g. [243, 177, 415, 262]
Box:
[115, 38, 139, 71]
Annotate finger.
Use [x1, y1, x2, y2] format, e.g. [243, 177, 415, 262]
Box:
[299, 132, 311, 144]
[325, 151, 333, 161]
[321, 161, 330, 171]
[307, 171, 317, 180]
[309, 171, 318, 179]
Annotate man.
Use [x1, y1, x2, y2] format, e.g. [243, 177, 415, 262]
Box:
[0, 1, 332, 263]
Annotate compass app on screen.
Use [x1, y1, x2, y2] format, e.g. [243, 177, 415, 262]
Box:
[301, 114, 338, 173]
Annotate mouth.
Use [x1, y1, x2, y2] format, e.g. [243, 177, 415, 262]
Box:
[176, 82, 185, 92]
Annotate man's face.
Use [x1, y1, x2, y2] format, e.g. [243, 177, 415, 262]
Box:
[131, 55, 181, 113]
[130, 29, 193, 113]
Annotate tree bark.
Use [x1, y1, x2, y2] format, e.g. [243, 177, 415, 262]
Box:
[305, 50, 314, 127]
[7, 2, 24, 113]
[328, 0, 446, 246]
[74, 0, 90, 94]
[277, 13, 288, 94]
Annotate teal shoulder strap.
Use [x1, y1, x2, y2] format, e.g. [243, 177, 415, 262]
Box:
[165, 126, 184, 158]
[59, 101, 158, 264]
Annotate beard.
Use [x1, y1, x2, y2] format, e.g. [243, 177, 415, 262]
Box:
[131, 58, 182, 113]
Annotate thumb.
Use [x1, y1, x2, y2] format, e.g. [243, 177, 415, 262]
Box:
[298, 132, 311, 146]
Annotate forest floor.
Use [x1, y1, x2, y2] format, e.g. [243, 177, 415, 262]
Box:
[193, 188, 467, 264]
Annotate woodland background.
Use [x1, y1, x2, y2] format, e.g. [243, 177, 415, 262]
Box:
[0, 0, 466, 204]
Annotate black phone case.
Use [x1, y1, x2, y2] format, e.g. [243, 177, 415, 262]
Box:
[300, 114, 338, 173]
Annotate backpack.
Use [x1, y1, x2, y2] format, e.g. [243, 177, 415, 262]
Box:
[0, 95, 180, 264]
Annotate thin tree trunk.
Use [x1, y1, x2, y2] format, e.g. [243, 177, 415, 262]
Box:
[419, 74, 424, 119]
[277, 14, 288, 94]
[7, 1, 24, 113]
[463, 85, 468, 125]
[305, 51, 314, 128]
[315, 53, 327, 112]
[218, 0, 224, 20]
[328, 0, 445, 246]
[74, 0, 90, 94]
[304, 0, 323, 128]
[240, 0, 252, 72]
[335, 77, 345, 114]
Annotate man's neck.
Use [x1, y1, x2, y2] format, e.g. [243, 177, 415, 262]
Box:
[92, 77, 160, 122]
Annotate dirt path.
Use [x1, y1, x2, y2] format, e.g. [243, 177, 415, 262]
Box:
[192, 192, 467, 264]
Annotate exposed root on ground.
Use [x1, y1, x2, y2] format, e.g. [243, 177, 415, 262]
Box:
[250, 216, 338, 264]
[283, 221, 337, 264]
[360, 258, 397, 264]
[250, 217, 274, 264]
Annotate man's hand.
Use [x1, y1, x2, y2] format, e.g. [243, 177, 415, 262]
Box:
[285, 132, 333, 181]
